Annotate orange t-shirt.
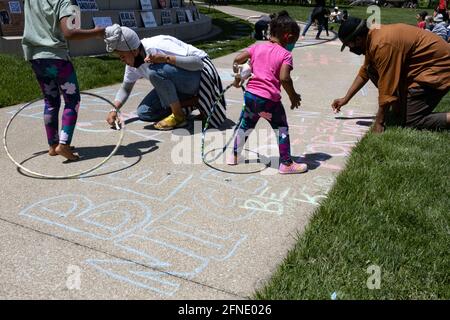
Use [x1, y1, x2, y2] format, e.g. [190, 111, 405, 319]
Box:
[358, 24, 450, 107]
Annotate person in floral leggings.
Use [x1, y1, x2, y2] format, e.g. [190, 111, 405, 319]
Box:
[31, 60, 80, 150]
[22, 0, 104, 160]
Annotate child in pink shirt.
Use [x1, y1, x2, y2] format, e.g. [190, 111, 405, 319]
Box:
[416, 11, 428, 29]
[229, 11, 307, 174]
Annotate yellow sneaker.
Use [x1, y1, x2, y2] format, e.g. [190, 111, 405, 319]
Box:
[154, 113, 187, 130]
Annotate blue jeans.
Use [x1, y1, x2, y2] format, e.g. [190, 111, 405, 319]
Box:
[137, 63, 201, 122]
[301, 12, 313, 36]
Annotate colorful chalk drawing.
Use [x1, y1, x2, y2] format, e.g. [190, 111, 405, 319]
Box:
[17, 157, 342, 296]
[13, 83, 374, 297]
[82, 163, 194, 202]
[19, 186, 248, 296]
[240, 187, 290, 216]
[297, 51, 345, 67]
[289, 108, 373, 171]
[20, 194, 153, 241]
[241, 174, 335, 210]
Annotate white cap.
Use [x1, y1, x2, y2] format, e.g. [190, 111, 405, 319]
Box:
[104, 24, 141, 52]
[434, 14, 444, 22]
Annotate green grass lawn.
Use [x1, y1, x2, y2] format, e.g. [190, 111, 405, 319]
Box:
[0, 54, 126, 108]
[0, 7, 254, 108]
[253, 96, 450, 300]
[196, 6, 255, 58]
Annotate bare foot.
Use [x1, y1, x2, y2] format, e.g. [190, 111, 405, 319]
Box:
[48, 144, 58, 156]
[55, 144, 79, 161]
[50, 144, 75, 156]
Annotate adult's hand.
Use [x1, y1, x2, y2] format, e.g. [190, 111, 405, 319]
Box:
[372, 121, 385, 134]
[331, 97, 348, 113]
[106, 111, 118, 126]
[145, 53, 169, 64]
[232, 75, 242, 88]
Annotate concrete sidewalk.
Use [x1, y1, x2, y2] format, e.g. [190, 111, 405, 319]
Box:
[0, 7, 377, 299]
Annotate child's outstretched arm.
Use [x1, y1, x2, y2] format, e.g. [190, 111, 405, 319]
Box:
[60, 17, 105, 40]
[280, 64, 301, 110]
[233, 51, 251, 72]
[232, 51, 251, 88]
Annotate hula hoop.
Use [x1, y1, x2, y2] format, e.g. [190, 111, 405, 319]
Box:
[203, 148, 271, 174]
[3, 91, 125, 179]
[201, 84, 271, 174]
[201, 82, 235, 160]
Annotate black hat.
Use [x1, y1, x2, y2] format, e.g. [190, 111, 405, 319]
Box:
[338, 17, 366, 52]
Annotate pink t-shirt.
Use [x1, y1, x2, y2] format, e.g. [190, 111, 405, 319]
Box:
[245, 42, 293, 102]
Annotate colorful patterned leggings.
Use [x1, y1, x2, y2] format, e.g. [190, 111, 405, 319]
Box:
[233, 91, 293, 165]
[31, 59, 80, 146]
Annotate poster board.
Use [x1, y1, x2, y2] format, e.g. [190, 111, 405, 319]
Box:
[75, 0, 99, 11]
[185, 9, 193, 23]
[141, 11, 157, 28]
[8, 0, 20, 13]
[176, 10, 186, 24]
[139, 0, 153, 10]
[119, 11, 137, 28]
[0, 0, 24, 37]
[92, 16, 113, 28]
[161, 9, 171, 25]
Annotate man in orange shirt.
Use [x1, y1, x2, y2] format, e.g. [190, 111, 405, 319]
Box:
[332, 17, 450, 132]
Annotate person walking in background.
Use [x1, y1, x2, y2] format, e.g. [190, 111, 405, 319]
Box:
[314, 6, 330, 39]
[301, 0, 325, 39]
[249, 13, 276, 40]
